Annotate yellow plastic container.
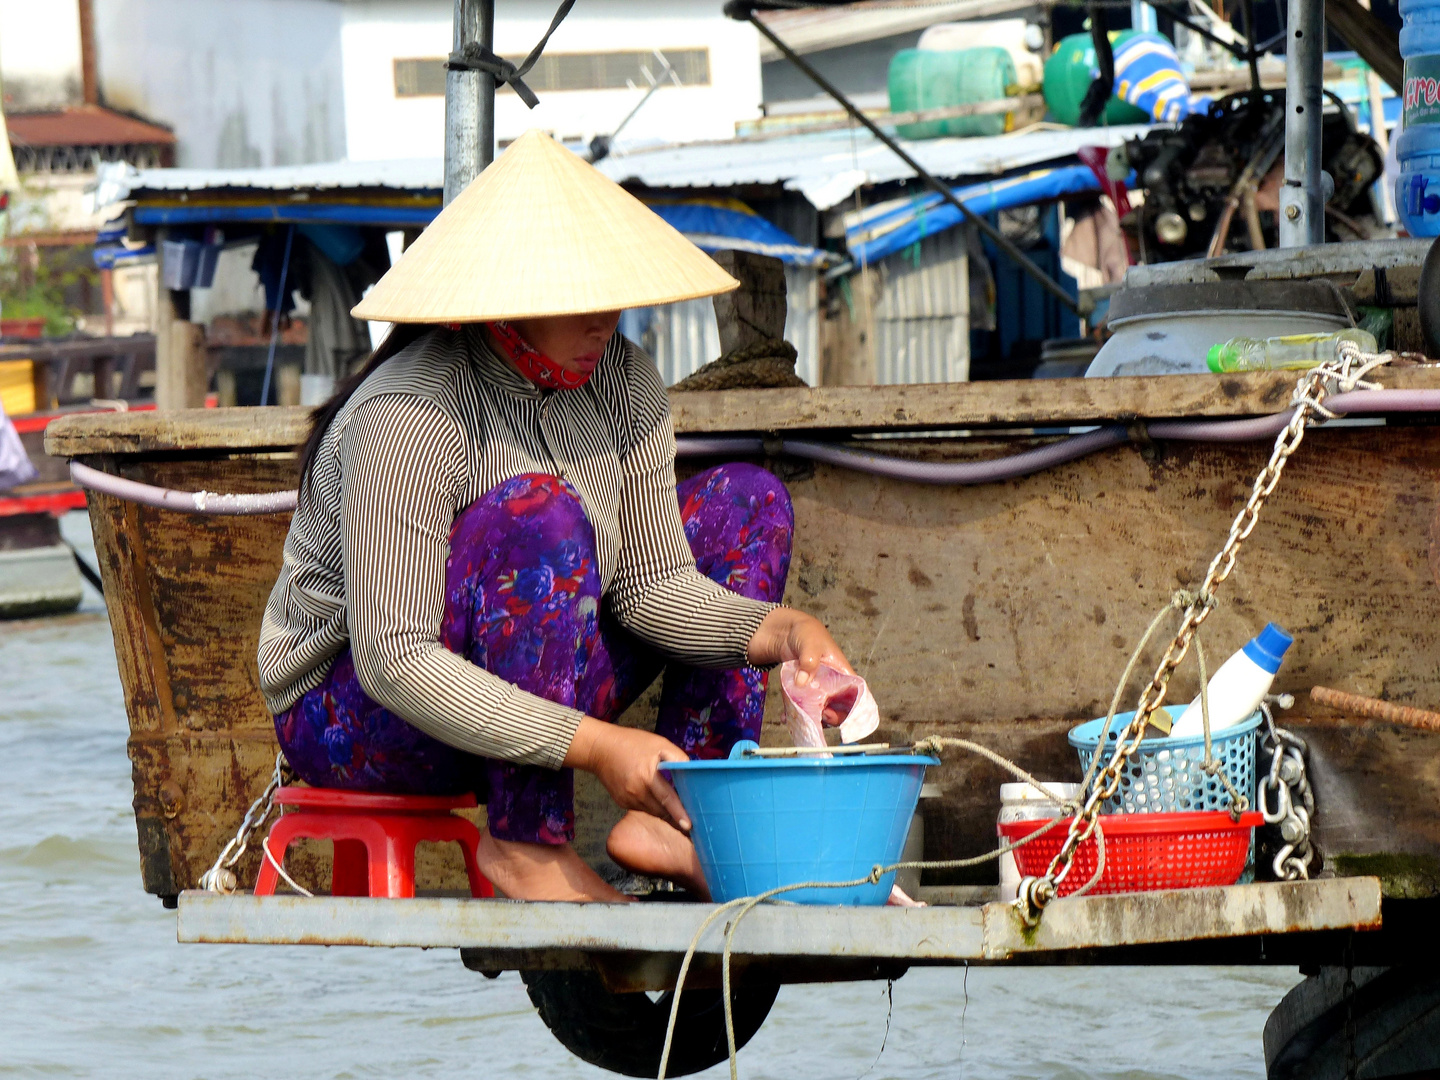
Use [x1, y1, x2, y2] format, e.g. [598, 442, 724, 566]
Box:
[0, 359, 37, 416]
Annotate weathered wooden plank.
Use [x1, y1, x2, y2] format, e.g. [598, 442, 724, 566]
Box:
[46, 369, 1440, 456]
[94, 454, 478, 895]
[156, 320, 207, 411]
[85, 423, 1440, 898]
[771, 430, 1440, 885]
[1325, 0, 1402, 92]
[48, 406, 306, 457]
[87, 468, 188, 894]
[711, 250, 787, 353]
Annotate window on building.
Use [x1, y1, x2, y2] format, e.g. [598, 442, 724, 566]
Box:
[393, 49, 710, 98]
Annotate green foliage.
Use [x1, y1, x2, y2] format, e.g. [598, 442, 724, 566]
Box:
[0, 242, 99, 337]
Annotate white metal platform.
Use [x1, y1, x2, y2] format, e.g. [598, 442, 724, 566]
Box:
[179, 877, 1382, 971]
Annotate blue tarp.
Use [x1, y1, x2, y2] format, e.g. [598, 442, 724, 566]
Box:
[844, 164, 1106, 266]
[97, 196, 834, 272]
[646, 199, 834, 267]
[93, 218, 154, 270]
[130, 203, 438, 227]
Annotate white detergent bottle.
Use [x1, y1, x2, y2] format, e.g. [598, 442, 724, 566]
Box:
[1170, 623, 1293, 738]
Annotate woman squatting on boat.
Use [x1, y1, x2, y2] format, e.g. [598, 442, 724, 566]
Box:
[256, 131, 857, 902]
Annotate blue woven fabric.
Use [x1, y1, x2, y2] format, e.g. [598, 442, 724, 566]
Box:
[1112, 32, 1212, 123]
[645, 198, 833, 267]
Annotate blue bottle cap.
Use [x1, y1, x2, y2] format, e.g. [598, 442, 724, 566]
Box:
[1242, 622, 1293, 674]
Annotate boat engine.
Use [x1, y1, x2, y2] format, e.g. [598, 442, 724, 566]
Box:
[1114, 89, 1384, 261]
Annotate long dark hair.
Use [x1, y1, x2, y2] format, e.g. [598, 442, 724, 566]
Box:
[297, 323, 429, 490]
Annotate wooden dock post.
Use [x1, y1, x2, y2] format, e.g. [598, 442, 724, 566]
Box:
[711, 250, 787, 354]
[153, 249, 206, 411]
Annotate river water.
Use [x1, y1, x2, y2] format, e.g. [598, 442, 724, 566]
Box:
[1, 514, 1303, 1079]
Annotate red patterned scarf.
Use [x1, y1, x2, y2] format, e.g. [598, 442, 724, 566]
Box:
[486, 320, 592, 390]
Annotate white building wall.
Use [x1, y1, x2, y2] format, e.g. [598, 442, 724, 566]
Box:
[340, 0, 762, 161]
[92, 0, 348, 168]
[0, 0, 83, 110]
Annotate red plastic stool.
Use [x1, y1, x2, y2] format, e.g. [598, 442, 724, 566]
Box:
[253, 787, 494, 899]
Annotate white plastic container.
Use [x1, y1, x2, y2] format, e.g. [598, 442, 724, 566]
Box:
[996, 781, 1079, 898]
[1171, 623, 1293, 739]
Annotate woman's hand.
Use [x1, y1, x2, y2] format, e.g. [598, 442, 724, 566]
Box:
[747, 608, 857, 724]
[564, 717, 692, 832]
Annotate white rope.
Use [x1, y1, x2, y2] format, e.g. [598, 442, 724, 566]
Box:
[198, 753, 290, 893]
[261, 836, 315, 898]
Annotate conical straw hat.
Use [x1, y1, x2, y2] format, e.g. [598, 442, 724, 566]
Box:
[352, 130, 738, 322]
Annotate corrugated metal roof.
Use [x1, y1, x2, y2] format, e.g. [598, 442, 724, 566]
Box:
[756, 0, 1039, 60]
[596, 124, 1150, 210]
[7, 105, 175, 148]
[95, 157, 443, 208]
[97, 122, 1150, 223]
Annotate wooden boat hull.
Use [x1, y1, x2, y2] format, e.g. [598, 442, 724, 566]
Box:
[46, 372, 1440, 899]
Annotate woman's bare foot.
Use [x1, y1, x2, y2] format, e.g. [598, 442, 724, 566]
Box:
[606, 811, 710, 900]
[476, 831, 633, 902]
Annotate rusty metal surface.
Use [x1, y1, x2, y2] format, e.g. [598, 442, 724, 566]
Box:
[175, 877, 1381, 967]
[177, 892, 984, 956]
[982, 878, 1382, 956]
[73, 413, 1440, 899]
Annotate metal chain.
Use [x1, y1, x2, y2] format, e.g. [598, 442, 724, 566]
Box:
[197, 752, 292, 893]
[1258, 700, 1315, 880]
[1018, 343, 1393, 922]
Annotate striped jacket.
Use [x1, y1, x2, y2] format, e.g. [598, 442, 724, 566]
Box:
[257, 325, 773, 770]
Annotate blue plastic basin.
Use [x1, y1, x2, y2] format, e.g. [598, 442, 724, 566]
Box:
[660, 741, 939, 905]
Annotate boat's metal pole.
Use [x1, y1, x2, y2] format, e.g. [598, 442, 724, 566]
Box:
[1279, 0, 1326, 246]
[477, 0, 495, 171]
[445, 0, 493, 206]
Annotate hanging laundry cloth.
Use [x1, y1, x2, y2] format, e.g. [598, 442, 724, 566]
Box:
[0, 399, 37, 491]
[297, 238, 370, 380]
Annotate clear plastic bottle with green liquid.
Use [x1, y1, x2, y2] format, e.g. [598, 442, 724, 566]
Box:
[1206, 328, 1377, 373]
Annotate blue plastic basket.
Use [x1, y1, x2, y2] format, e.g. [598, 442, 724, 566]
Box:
[1069, 709, 1260, 813]
[660, 741, 939, 905]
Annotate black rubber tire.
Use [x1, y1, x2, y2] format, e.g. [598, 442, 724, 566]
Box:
[521, 967, 781, 1078]
[1418, 234, 1440, 358]
[1266, 966, 1440, 1078]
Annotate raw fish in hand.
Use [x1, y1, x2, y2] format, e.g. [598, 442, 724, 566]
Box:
[780, 661, 881, 747]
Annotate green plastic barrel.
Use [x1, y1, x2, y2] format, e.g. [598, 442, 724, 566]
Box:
[888, 47, 1017, 140]
[1043, 31, 1150, 126]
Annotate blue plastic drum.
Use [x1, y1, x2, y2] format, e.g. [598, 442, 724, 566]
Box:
[660, 741, 939, 905]
[1397, 0, 1440, 234]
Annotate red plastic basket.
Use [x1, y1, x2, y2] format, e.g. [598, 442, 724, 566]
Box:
[998, 811, 1264, 896]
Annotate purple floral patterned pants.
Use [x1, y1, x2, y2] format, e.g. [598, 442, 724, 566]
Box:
[274, 464, 793, 845]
